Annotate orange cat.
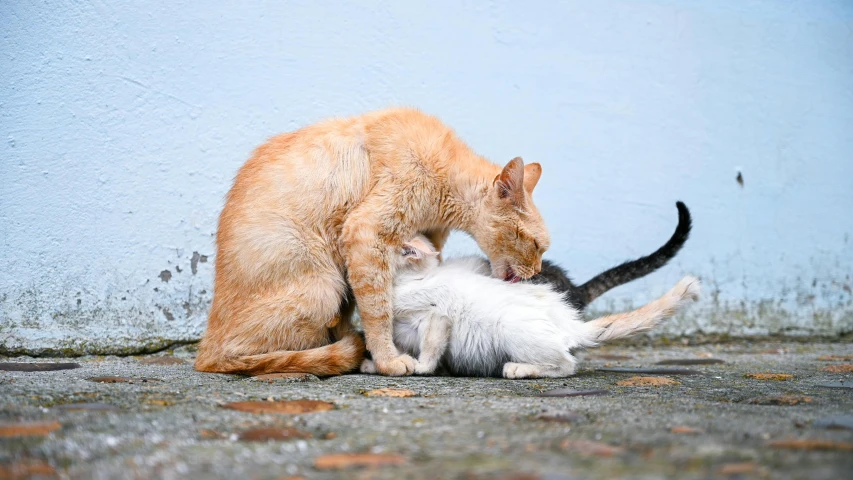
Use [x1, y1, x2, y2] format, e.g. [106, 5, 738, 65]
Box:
[194, 108, 550, 377]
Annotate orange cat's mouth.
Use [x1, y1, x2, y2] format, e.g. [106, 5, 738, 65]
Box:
[504, 267, 521, 283]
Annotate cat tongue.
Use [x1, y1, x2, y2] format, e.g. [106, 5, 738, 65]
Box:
[504, 268, 520, 283]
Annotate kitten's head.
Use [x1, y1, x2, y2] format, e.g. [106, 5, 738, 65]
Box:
[395, 234, 440, 273]
[476, 157, 550, 283]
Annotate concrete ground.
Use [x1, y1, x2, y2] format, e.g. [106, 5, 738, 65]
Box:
[1, 341, 852, 480]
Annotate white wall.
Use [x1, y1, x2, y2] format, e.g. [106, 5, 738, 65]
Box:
[2, 1, 852, 354]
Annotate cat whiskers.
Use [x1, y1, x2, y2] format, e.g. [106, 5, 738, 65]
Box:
[509, 264, 535, 281]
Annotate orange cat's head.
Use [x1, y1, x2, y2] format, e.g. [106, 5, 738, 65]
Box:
[475, 157, 550, 282]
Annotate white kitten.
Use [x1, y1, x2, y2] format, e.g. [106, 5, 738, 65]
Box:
[361, 235, 701, 379]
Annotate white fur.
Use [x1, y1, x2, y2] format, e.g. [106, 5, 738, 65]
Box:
[361, 236, 701, 379]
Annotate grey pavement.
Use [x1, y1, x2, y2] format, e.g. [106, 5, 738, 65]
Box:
[1, 341, 852, 479]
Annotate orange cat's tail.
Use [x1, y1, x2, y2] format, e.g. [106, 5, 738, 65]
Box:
[195, 333, 365, 377]
[582, 276, 700, 343]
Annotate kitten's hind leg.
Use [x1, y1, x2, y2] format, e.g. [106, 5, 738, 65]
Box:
[413, 312, 451, 375]
[503, 356, 577, 379]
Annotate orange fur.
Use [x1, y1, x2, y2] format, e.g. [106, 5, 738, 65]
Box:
[195, 108, 550, 376]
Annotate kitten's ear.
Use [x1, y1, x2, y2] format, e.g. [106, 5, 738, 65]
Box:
[523, 163, 541, 193]
[403, 237, 439, 259]
[493, 157, 526, 207]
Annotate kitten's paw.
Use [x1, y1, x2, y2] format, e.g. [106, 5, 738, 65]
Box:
[503, 362, 542, 379]
[359, 359, 378, 374]
[413, 360, 436, 375]
[375, 354, 415, 376]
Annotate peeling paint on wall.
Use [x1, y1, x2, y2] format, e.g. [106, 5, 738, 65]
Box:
[0, 249, 215, 356]
[1, 1, 852, 355]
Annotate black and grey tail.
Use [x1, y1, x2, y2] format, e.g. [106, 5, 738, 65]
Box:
[578, 201, 692, 307]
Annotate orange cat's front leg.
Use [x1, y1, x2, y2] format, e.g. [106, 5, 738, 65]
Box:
[341, 210, 414, 376]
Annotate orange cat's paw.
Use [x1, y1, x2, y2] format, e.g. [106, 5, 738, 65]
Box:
[375, 354, 415, 376]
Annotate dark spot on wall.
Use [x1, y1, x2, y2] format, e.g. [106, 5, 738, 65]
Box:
[191, 252, 209, 274]
[153, 288, 159, 292]
[121, 296, 126, 301]
[191, 252, 200, 274]
[844, 284, 852, 295]
[159, 307, 175, 321]
[175, 265, 182, 273]
[183, 301, 192, 317]
[736, 171, 744, 187]
[159, 270, 172, 282]
[76, 299, 81, 307]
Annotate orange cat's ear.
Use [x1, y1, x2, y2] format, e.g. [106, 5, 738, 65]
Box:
[403, 236, 439, 260]
[523, 163, 541, 193]
[493, 157, 526, 207]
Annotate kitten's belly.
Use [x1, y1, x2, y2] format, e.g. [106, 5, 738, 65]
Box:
[434, 271, 572, 377]
[444, 296, 511, 377]
[391, 318, 422, 357]
[443, 342, 507, 378]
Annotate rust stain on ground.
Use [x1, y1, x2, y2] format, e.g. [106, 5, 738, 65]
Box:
[222, 400, 334, 415]
[313, 453, 407, 470]
[745, 373, 793, 381]
[718, 462, 763, 475]
[821, 364, 853, 373]
[818, 355, 853, 361]
[237, 427, 312, 442]
[616, 376, 680, 387]
[767, 438, 853, 451]
[362, 388, 417, 397]
[0, 421, 61, 437]
[138, 356, 186, 365]
[0, 461, 57, 479]
[670, 425, 704, 434]
[198, 429, 226, 440]
[559, 439, 624, 457]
